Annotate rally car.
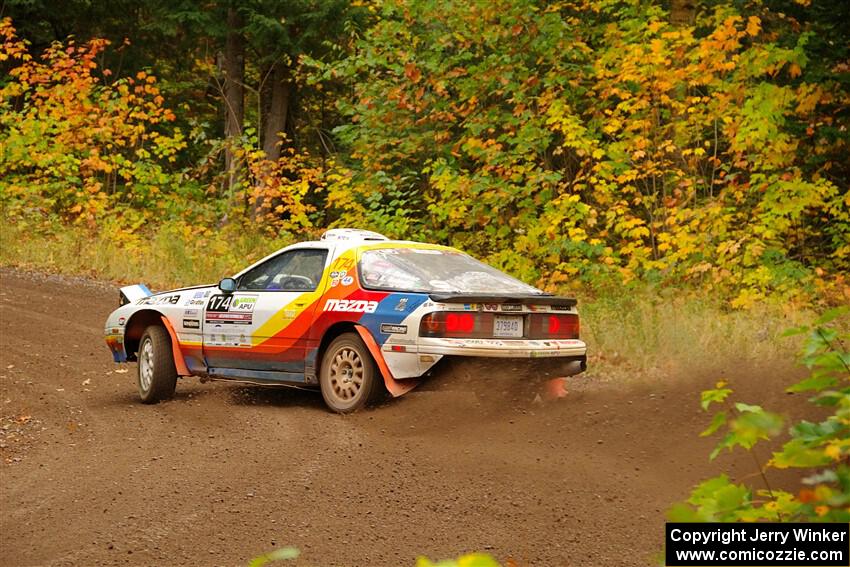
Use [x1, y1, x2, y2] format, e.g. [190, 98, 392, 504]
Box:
[104, 228, 587, 412]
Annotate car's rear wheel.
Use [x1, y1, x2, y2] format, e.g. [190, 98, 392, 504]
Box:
[138, 325, 178, 404]
[319, 332, 383, 413]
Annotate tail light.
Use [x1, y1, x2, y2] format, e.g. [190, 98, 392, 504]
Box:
[421, 312, 490, 338]
[528, 313, 579, 339]
[420, 311, 579, 339]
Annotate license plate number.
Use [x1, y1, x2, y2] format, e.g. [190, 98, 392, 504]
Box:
[493, 315, 523, 337]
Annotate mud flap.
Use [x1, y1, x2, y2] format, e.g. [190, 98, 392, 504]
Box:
[160, 316, 191, 376]
[354, 326, 420, 398]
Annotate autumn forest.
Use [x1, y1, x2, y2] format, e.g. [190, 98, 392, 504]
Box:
[2, 0, 850, 561]
[1, 0, 847, 307]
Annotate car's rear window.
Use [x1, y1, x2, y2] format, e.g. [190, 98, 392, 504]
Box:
[359, 248, 543, 294]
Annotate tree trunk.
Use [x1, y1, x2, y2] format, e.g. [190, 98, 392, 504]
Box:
[261, 63, 292, 162]
[670, 0, 697, 25]
[222, 6, 244, 194]
[251, 64, 293, 219]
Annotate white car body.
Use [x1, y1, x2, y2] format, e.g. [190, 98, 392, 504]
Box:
[104, 229, 587, 401]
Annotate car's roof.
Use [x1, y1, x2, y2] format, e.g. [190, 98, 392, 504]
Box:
[318, 228, 451, 250]
[232, 230, 456, 278]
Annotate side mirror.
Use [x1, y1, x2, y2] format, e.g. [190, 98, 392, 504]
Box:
[218, 277, 237, 294]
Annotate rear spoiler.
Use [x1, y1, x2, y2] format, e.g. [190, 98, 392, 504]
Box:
[428, 293, 577, 308]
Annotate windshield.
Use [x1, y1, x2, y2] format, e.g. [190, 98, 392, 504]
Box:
[359, 248, 544, 295]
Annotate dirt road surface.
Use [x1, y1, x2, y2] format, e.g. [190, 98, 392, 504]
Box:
[0, 269, 807, 567]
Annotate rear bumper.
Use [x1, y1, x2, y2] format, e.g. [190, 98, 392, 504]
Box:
[415, 337, 587, 359]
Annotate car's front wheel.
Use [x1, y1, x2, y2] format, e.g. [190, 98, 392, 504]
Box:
[137, 325, 178, 404]
[319, 332, 383, 413]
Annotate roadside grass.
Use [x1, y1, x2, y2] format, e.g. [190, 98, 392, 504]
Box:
[0, 221, 812, 377]
[578, 291, 812, 380]
[0, 220, 293, 290]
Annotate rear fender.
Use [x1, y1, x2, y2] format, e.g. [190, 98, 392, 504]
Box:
[354, 325, 419, 397]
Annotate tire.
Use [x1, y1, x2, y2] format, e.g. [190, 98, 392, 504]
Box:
[319, 332, 384, 413]
[137, 325, 178, 404]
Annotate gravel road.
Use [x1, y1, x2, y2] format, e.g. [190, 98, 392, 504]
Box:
[0, 268, 805, 566]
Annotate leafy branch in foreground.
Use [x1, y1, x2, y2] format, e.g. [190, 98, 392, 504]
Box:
[669, 307, 850, 522]
[248, 547, 300, 567]
[247, 549, 502, 567]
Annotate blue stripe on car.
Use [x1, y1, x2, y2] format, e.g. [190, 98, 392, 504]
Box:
[359, 293, 429, 345]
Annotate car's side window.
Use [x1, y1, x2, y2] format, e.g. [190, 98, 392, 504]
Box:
[237, 249, 328, 292]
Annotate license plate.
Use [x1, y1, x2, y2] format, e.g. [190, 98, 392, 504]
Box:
[493, 315, 523, 337]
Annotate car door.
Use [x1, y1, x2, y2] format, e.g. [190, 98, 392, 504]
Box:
[203, 247, 330, 377]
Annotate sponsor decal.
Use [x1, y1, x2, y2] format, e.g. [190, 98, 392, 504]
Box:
[380, 323, 408, 334]
[138, 294, 181, 306]
[330, 271, 339, 278]
[455, 338, 505, 346]
[230, 295, 257, 312]
[530, 350, 561, 358]
[205, 312, 252, 325]
[551, 304, 572, 311]
[182, 319, 200, 329]
[118, 317, 126, 326]
[501, 304, 522, 312]
[206, 334, 251, 347]
[185, 309, 199, 317]
[324, 299, 379, 313]
[483, 304, 499, 311]
[341, 275, 354, 286]
[394, 298, 409, 311]
[462, 303, 478, 311]
[330, 278, 340, 287]
[185, 291, 211, 306]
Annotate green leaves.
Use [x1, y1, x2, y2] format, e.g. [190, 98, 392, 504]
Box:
[672, 309, 850, 522]
[786, 372, 839, 394]
[771, 438, 832, 469]
[706, 402, 784, 460]
[700, 383, 732, 410]
[667, 475, 755, 522]
[700, 411, 727, 437]
[717, 405, 784, 457]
